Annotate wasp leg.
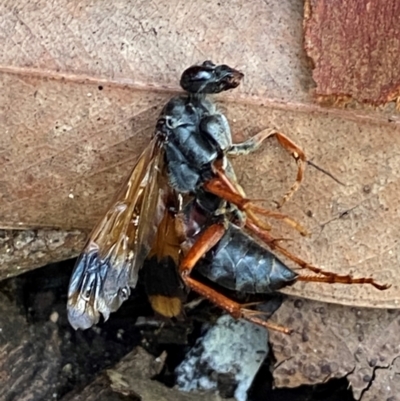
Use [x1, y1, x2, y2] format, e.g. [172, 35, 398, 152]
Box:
[179, 223, 227, 274]
[228, 128, 275, 157]
[270, 132, 306, 208]
[228, 130, 306, 208]
[204, 168, 271, 232]
[179, 223, 292, 334]
[246, 220, 390, 291]
[297, 274, 390, 290]
[184, 277, 292, 334]
[204, 176, 308, 236]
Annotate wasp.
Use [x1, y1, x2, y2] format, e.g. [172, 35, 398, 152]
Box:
[67, 61, 388, 333]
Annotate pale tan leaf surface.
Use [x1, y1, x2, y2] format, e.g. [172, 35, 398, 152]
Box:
[0, 0, 311, 101]
[269, 296, 400, 400]
[0, 74, 169, 230]
[1, 2, 400, 303]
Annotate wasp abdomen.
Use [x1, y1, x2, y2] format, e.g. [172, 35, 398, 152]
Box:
[197, 224, 298, 294]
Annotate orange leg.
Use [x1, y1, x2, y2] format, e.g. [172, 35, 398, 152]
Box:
[179, 223, 292, 334]
[228, 130, 306, 208]
[228, 128, 276, 157]
[272, 132, 306, 208]
[207, 163, 272, 232]
[184, 276, 292, 334]
[246, 220, 390, 291]
[297, 274, 389, 289]
[204, 176, 308, 236]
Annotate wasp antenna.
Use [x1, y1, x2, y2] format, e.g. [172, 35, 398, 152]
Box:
[307, 160, 346, 186]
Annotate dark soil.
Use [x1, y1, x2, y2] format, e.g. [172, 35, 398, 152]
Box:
[0, 259, 356, 401]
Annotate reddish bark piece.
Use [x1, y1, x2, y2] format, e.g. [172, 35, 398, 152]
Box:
[304, 0, 400, 105]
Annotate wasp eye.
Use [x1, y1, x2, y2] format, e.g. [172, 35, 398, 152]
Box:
[157, 117, 166, 127]
[156, 117, 168, 134]
[119, 287, 130, 300]
[202, 60, 216, 68]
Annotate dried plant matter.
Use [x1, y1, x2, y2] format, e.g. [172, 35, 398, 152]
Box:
[1, 0, 399, 307]
[1, 2, 400, 398]
[270, 296, 400, 400]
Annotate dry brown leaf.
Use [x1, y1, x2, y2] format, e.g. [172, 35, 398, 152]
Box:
[269, 296, 400, 400]
[2, 2, 400, 397]
[1, 2, 400, 307]
[363, 359, 400, 401]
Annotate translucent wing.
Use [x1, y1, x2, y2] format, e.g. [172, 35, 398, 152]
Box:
[142, 191, 185, 318]
[67, 136, 167, 329]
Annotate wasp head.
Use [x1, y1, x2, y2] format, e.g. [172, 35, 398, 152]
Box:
[180, 61, 244, 94]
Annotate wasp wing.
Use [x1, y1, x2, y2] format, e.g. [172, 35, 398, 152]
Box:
[67, 136, 167, 329]
[142, 190, 186, 318]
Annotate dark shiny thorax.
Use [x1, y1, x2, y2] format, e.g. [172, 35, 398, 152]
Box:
[157, 93, 232, 193]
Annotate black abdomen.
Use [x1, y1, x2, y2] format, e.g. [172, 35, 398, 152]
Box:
[196, 224, 298, 294]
